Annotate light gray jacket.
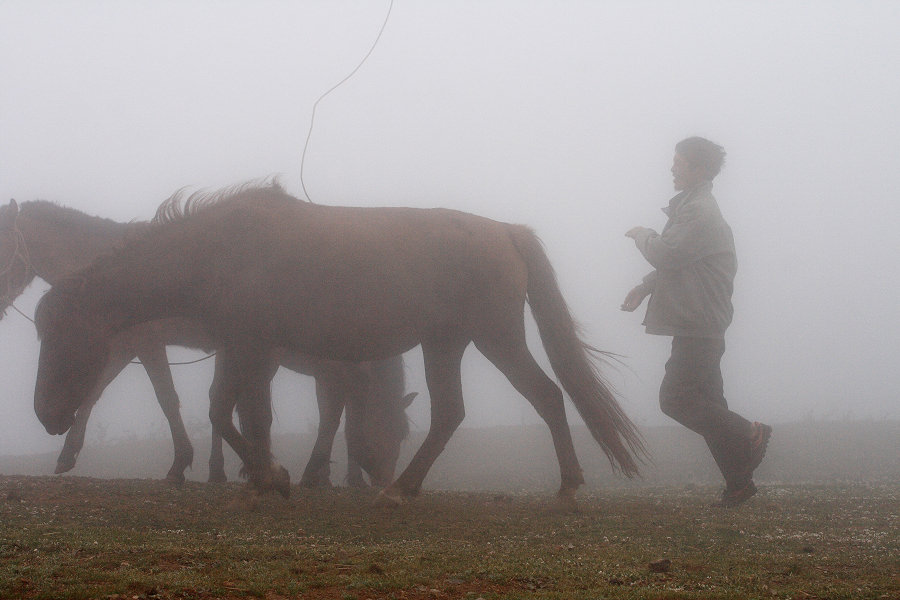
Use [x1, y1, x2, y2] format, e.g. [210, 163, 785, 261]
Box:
[631, 181, 736, 338]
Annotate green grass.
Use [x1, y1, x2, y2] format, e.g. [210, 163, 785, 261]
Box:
[1, 476, 897, 599]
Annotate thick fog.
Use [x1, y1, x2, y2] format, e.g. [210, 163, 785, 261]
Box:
[1, 1, 898, 459]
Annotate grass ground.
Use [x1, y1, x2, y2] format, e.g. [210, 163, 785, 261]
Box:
[1, 475, 897, 600]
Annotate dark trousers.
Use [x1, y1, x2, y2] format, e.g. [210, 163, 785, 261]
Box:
[660, 336, 753, 488]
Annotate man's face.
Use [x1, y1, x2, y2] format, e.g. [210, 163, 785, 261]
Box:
[671, 152, 704, 191]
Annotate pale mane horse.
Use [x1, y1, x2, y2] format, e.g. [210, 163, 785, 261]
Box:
[33, 183, 646, 505]
[0, 197, 413, 489]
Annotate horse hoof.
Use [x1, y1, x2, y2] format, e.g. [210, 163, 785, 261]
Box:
[373, 488, 404, 508]
[165, 473, 186, 487]
[555, 488, 579, 512]
[208, 473, 228, 483]
[299, 473, 332, 488]
[274, 466, 291, 499]
[54, 460, 75, 475]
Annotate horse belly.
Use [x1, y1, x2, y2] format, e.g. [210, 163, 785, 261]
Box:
[266, 288, 420, 363]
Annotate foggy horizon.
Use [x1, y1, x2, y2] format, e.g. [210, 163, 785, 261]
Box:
[1, 1, 898, 460]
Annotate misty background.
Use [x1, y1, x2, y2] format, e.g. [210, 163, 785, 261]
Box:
[0, 2, 897, 478]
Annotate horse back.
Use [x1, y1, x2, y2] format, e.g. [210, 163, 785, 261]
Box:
[196, 200, 530, 358]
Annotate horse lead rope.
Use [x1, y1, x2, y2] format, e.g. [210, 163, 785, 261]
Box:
[299, 0, 395, 203]
[1, 220, 36, 318]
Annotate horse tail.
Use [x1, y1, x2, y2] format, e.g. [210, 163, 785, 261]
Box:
[509, 225, 646, 478]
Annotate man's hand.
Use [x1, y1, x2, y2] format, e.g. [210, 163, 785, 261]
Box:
[620, 285, 650, 312]
[625, 226, 650, 239]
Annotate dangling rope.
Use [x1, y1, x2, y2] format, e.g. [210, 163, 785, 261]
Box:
[299, 0, 395, 202]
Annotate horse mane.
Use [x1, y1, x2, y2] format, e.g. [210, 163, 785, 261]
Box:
[152, 178, 295, 225]
[22, 200, 134, 234]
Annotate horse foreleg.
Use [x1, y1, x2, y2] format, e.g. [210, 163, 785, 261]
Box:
[379, 342, 466, 504]
[236, 359, 289, 497]
[208, 430, 227, 483]
[137, 344, 193, 485]
[345, 456, 367, 488]
[299, 378, 343, 487]
[56, 401, 92, 474]
[218, 350, 288, 497]
[55, 349, 133, 474]
[342, 365, 387, 487]
[208, 353, 254, 475]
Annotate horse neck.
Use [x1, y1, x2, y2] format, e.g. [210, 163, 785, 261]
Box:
[19, 201, 136, 285]
[72, 224, 200, 334]
[369, 355, 406, 401]
[368, 355, 410, 437]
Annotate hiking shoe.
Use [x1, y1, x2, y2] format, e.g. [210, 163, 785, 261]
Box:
[712, 480, 757, 508]
[745, 422, 772, 477]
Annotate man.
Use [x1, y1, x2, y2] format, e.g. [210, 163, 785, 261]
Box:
[622, 136, 771, 507]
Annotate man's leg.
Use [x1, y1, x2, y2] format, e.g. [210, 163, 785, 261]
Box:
[659, 336, 754, 488]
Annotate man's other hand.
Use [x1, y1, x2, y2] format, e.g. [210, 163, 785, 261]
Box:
[621, 285, 650, 312]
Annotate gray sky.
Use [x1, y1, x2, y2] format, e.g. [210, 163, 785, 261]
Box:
[1, 1, 898, 458]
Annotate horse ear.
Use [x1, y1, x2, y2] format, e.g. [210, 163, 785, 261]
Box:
[401, 392, 418, 409]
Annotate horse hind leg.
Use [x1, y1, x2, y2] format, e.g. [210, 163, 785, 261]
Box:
[378, 339, 467, 505]
[474, 333, 585, 504]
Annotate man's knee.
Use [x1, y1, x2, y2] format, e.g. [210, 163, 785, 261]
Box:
[659, 378, 692, 424]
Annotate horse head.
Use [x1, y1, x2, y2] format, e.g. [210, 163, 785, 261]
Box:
[358, 385, 417, 487]
[33, 286, 111, 435]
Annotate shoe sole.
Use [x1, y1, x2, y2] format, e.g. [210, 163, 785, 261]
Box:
[712, 481, 758, 508]
[746, 423, 772, 476]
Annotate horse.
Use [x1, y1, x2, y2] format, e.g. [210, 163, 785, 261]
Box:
[32, 182, 646, 504]
[0, 197, 414, 488]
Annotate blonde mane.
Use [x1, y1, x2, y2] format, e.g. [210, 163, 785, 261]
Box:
[152, 178, 292, 225]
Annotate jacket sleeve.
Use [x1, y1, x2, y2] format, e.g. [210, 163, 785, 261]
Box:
[632, 202, 711, 270]
[640, 270, 658, 292]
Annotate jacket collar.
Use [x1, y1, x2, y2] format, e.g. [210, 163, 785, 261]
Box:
[661, 180, 713, 217]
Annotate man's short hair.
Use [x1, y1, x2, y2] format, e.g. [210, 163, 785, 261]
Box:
[675, 137, 726, 180]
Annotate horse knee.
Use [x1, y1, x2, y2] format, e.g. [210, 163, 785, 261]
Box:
[209, 405, 232, 432]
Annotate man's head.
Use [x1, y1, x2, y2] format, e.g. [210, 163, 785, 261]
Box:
[672, 136, 726, 191]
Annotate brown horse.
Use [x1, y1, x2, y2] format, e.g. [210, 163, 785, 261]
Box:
[32, 182, 646, 503]
[0, 198, 414, 488]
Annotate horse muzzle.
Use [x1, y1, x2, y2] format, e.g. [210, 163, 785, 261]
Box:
[34, 401, 75, 435]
